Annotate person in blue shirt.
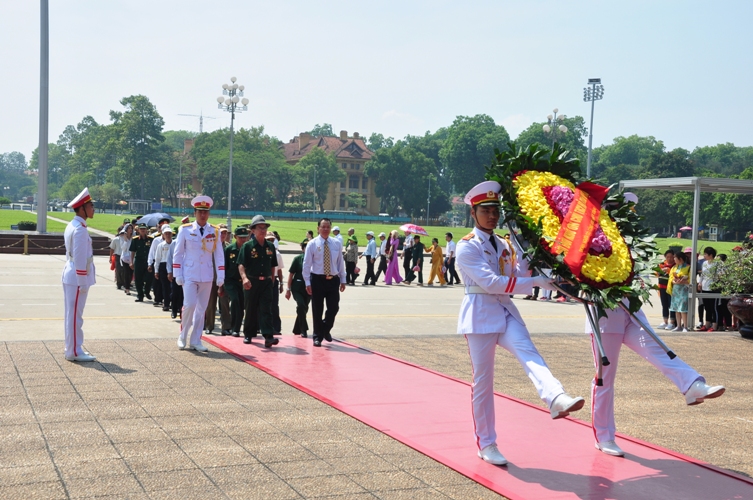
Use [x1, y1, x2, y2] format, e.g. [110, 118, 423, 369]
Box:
[360, 231, 378, 285]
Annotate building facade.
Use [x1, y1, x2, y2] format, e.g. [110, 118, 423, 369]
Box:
[282, 131, 379, 215]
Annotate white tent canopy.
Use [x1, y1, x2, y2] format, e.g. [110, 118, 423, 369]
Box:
[619, 176, 753, 327]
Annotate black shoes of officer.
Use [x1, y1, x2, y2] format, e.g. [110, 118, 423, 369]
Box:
[232, 332, 240, 337]
[324, 331, 333, 342]
[221, 329, 231, 336]
[134, 298, 143, 302]
[145, 293, 152, 300]
[170, 312, 177, 319]
[313, 340, 322, 347]
[243, 337, 252, 344]
[301, 332, 308, 338]
[264, 338, 279, 348]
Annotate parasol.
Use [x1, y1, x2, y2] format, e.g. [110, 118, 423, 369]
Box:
[399, 223, 429, 236]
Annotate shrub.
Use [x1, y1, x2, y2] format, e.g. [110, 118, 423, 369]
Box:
[17, 221, 37, 231]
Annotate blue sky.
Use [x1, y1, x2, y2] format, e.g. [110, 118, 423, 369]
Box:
[1, 1, 752, 161]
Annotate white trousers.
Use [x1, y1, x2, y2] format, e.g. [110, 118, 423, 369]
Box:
[590, 323, 702, 443]
[465, 315, 565, 450]
[63, 284, 88, 357]
[180, 281, 213, 346]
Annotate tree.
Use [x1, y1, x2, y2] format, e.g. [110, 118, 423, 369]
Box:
[305, 123, 334, 137]
[163, 130, 195, 153]
[273, 162, 306, 211]
[0, 196, 10, 205]
[590, 135, 665, 180]
[440, 115, 510, 195]
[345, 193, 365, 209]
[366, 133, 394, 151]
[514, 116, 588, 165]
[296, 147, 344, 211]
[0, 152, 28, 173]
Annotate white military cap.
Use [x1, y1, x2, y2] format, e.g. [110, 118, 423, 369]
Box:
[464, 181, 502, 207]
[67, 187, 94, 209]
[332, 226, 341, 232]
[191, 195, 213, 211]
[366, 231, 374, 236]
[161, 225, 173, 234]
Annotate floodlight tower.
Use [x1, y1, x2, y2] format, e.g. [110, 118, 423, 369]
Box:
[583, 78, 605, 178]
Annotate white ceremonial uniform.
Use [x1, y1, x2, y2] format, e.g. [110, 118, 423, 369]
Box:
[586, 305, 702, 443]
[62, 215, 96, 358]
[172, 222, 225, 346]
[457, 227, 566, 450]
[147, 233, 163, 268]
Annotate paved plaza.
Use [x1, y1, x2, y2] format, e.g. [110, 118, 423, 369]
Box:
[1, 254, 752, 499]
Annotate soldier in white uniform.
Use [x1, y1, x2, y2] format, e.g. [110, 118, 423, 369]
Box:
[172, 195, 225, 352]
[62, 188, 97, 362]
[457, 181, 585, 466]
[587, 298, 725, 458]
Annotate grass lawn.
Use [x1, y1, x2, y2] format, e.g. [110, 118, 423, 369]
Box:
[0, 210, 68, 233]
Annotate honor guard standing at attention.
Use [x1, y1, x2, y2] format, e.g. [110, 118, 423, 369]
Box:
[223, 226, 249, 337]
[237, 215, 279, 348]
[62, 188, 97, 361]
[129, 223, 154, 302]
[172, 195, 225, 352]
[456, 181, 585, 466]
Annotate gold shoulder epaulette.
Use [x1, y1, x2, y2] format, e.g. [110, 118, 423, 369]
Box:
[462, 233, 475, 241]
[181, 222, 192, 227]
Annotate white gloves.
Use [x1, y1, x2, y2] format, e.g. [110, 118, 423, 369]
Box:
[533, 276, 556, 291]
[175, 277, 184, 286]
[216, 281, 224, 288]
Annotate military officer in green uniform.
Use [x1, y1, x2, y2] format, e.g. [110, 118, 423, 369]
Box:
[224, 226, 249, 337]
[237, 215, 279, 348]
[129, 223, 154, 302]
[285, 240, 311, 338]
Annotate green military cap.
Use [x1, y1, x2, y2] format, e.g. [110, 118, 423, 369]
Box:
[234, 226, 249, 236]
[137, 223, 147, 229]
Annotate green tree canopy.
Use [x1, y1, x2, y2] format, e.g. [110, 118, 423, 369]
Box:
[296, 147, 344, 211]
[304, 123, 334, 137]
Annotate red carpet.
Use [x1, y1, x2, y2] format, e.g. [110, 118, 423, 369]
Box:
[204, 335, 753, 500]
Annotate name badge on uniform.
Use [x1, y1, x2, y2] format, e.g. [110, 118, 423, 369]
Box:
[266, 248, 273, 255]
[190, 233, 197, 237]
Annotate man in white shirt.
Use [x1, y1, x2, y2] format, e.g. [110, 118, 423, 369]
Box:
[153, 225, 174, 312]
[360, 231, 378, 286]
[147, 217, 170, 307]
[373, 232, 388, 284]
[331, 226, 343, 246]
[444, 232, 461, 286]
[303, 218, 347, 347]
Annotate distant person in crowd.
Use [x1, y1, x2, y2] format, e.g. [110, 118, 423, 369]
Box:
[204, 226, 231, 335]
[456, 180, 582, 466]
[537, 266, 553, 301]
[237, 215, 278, 348]
[147, 217, 171, 307]
[286, 240, 311, 338]
[402, 230, 414, 283]
[344, 229, 360, 285]
[62, 188, 97, 362]
[406, 235, 425, 286]
[223, 226, 249, 337]
[698, 246, 718, 332]
[657, 250, 677, 330]
[715, 254, 733, 331]
[694, 249, 705, 328]
[384, 230, 403, 285]
[172, 195, 225, 352]
[109, 226, 124, 290]
[331, 226, 343, 245]
[359, 231, 378, 285]
[166, 226, 182, 319]
[425, 237, 446, 286]
[303, 217, 347, 347]
[153, 225, 174, 313]
[266, 232, 284, 335]
[586, 303, 725, 457]
[668, 251, 691, 331]
[119, 224, 134, 296]
[305, 230, 315, 242]
[373, 232, 388, 284]
[444, 232, 461, 286]
[129, 223, 154, 303]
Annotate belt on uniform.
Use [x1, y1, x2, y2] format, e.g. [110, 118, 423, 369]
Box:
[312, 273, 338, 280]
[249, 275, 272, 280]
[465, 286, 490, 294]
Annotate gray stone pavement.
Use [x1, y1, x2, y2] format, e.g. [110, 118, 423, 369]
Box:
[1, 254, 752, 499]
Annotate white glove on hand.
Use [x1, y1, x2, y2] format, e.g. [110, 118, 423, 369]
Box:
[175, 277, 184, 286]
[533, 276, 556, 291]
[216, 281, 224, 288]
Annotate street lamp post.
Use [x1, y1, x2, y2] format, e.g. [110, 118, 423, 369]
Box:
[542, 108, 568, 150]
[583, 78, 605, 178]
[217, 77, 249, 232]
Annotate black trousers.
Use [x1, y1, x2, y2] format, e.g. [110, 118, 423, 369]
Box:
[374, 256, 388, 282]
[152, 266, 163, 304]
[225, 282, 244, 333]
[659, 288, 676, 322]
[291, 283, 311, 335]
[717, 298, 732, 328]
[702, 290, 717, 325]
[120, 261, 133, 291]
[271, 278, 282, 333]
[243, 279, 274, 339]
[402, 254, 412, 281]
[363, 258, 376, 285]
[310, 274, 340, 342]
[134, 263, 152, 300]
[345, 261, 358, 285]
[158, 263, 171, 309]
[444, 257, 460, 284]
[114, 256, 123, 288]
[171, 280, 184, 316]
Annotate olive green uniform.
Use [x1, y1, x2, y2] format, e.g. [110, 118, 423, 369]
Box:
[237, 237, 278, 340]
[224, 241, 244, 334]
[129, 234, 154, 300]
[288, 253, 311, 335]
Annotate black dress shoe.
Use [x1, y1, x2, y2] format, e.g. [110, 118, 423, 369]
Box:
[232, 332, 240, 337]
[145, 293, 152, 300]
[221, 329, 230, 336]
[264, 338, 280, 348]
[301, 332, 307, 338]
[171, 312, 177, 319]
[324, 332, 332, 342]
[313, 340, 321, 347]
[243, 337, 252, 344]
[134, 298, 143, 302]
[162, 307, 170, 312]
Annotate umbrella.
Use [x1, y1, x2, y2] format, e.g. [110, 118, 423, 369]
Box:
[139, 212, 175, 227]
[399, 223, 429, 236]
[679, 226, 693, 231]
